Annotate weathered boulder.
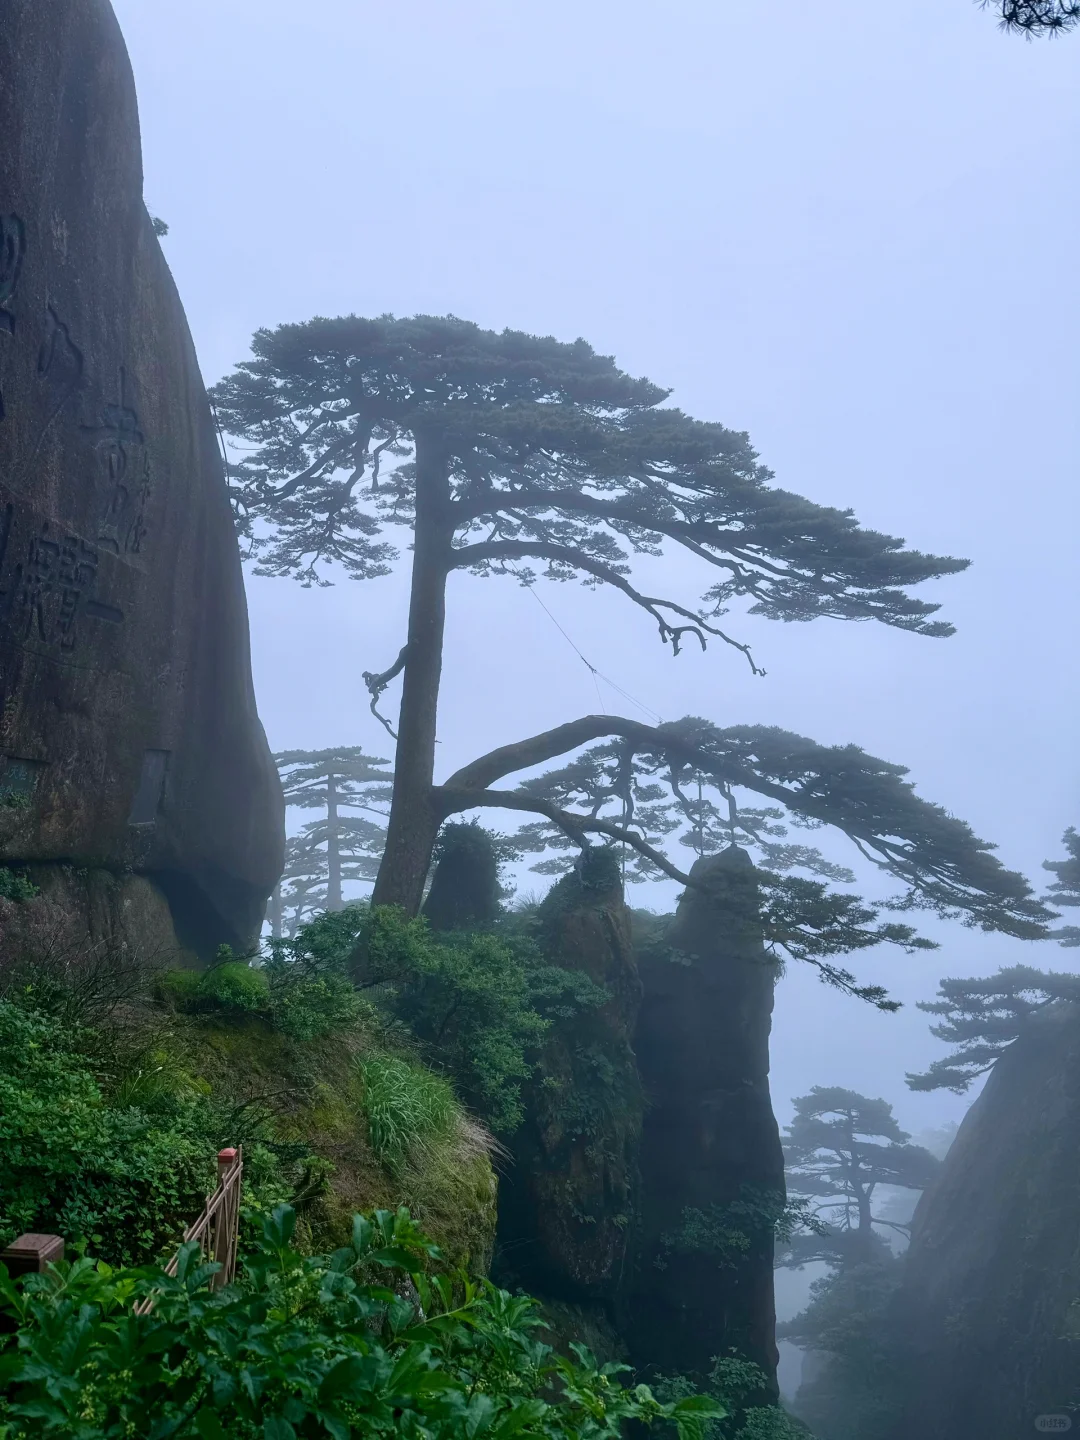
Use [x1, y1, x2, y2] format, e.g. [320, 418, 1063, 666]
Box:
[887, 1002, 1080, 1440]
[624, 847, 784, 1394]
[0, 0, 282, 955]
[495, 848, 642, 1304]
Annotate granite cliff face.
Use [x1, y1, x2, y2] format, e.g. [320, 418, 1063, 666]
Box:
[888, 1002, 1080, 1440]
[625, 848, 784, 1394]
[0, 0, 282, 955]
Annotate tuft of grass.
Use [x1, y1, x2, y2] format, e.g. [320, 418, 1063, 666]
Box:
[356, 1054, 457, 1170]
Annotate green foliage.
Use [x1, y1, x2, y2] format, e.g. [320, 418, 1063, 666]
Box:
[0, 1202, 722, 1439]
[906, 963, 1080, 1093]
[0, 868, 37, 902]
[357, 1055, 457, 1170]
[423, 821, 516, 932]
[214, 312, 964, 638]
[159, 944, 368, 1044]
[661, 1189, 822, 1271]
[507, 717, 1052, 1008]
[199, 958, 271, 1011]
[157, 968, 202, 1006]
[778, 1258, 903, 1440]
[328, 904, 603, 1134]
[985, 0, 1080, 35]
[0, 1001, 220, 1266]
[652, 1354, 806, 1439]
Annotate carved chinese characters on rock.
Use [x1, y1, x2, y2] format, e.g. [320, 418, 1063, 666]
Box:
[0, 491, 123, 658]
[0, 214, 27, 421]
[83, 367, 150, 556]
[0, 215, 25, 333]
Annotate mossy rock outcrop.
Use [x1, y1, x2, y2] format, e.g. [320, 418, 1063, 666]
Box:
[496, 848, 642, 1303]
[168, 1008, 498, 1276]
[625, 847, 784, 1396]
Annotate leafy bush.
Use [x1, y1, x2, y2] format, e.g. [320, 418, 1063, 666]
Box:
[661, 1189, 823, 1270]
[342, 903, 604, 1133]
[0, 1203, 722, 1439]
[356, 1055, 457, 1170]
[0, 868, 37, 902]
[653, 1355, 808, 1439]
[158, 944, 368, 1043]
[0, 1001, 219, 1265]
[199, 959, 270, 1011]
[156, 968, 203, 1006]
[263, 955, 370, 1042]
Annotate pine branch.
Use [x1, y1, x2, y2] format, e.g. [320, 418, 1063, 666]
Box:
[452, 539, 763, 666]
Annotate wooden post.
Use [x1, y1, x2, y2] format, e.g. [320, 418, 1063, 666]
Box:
[211, 1147, 242, 1289]
[1, 1233, 64, 1277]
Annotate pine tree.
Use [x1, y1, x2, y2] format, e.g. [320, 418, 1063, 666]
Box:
[780, 1087, 940, 1269]
[212, 316, 972, 914]
[214, 317, 1053, 994]
[270, 747, 393, 934]
[906, 963, 1080, 1092]
[1044, 825, 1080, 946]
[906, 827, 1080, 1089]
[498, 716, 1051, 1006]
[982, 0, 1079, 34]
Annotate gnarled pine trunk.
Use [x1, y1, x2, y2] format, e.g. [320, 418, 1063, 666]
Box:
[371, 434, 453, 914]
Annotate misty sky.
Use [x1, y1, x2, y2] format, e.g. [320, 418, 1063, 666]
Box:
[112, 0, 1078, 1143]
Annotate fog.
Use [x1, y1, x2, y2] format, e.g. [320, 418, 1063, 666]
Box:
[113, 0, 1078, 1144]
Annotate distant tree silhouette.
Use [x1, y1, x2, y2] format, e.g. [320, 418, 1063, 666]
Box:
[1044, 825, 1080, 946]
[270, 747, 392, 934]
[780, 1087, 940, 1269]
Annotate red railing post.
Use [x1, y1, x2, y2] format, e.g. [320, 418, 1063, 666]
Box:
[211, 1147, 242, 1289]
[134, 1144, 243, 1313]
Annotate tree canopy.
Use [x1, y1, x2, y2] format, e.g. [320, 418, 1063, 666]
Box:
[212, 314, 1050, 1003]
[441, 714, 1052, 1005]
[906, 827, 1080, 1089]
[214, 314, 964, 642]
[906, 963, 1080, 1093]
[981, 0, 1080, 33]
[780, 1086, 940, 1268]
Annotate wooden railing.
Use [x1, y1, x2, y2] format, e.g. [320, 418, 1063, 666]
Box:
[133, 1146, 244, 1315]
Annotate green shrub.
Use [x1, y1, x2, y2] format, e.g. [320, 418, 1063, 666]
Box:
[0, 868, 37, 902]
[264, 957, 370, 1041]
[0, 1203, 722, 1439]
[653, 1354, 808, 1439]
[660, 1188, 818, 1270]
[357, 1054, 457, 1169]
[159, 946, 367, 1044]
[0, 1001, 218, 1265]
[156, 968, 203, 1006]
[199, 959, 270, 1012]
[338, 903, 604, 1133]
